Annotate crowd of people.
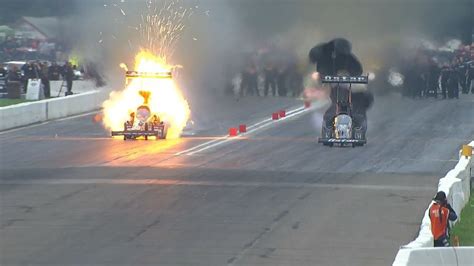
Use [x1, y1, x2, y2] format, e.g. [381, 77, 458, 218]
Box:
[0, 34, 80, 98]
[226, 44, 305, 98]
[1, 60, 77, 97]
[401, 44, 474, 99]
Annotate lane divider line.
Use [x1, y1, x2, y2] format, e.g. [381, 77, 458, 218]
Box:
[174, 105, 306, 156]
[186, 107, 310, 155]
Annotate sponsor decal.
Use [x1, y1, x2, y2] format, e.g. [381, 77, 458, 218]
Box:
[327, 138, 360, 143]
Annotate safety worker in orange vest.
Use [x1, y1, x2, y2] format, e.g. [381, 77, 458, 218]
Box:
[429, 191, 457, 247]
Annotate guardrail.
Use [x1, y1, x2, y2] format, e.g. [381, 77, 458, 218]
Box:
[393, 141, 474, 265]
[0, 87, 109, 131]
[394, 247, 474, 266]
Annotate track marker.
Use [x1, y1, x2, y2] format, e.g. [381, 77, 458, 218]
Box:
[272, 112, 280, 120]
[174, 106, 307, 156]
[229, 128, 238, 137]
[185, 107, 309, 155]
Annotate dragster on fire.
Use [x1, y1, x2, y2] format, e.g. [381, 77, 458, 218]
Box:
[111, 70, 172, 140]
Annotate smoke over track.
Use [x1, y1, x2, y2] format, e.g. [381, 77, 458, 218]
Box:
[67, 0, 471, 96]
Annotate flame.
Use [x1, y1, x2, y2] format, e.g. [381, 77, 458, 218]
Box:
[102, 51, 190, 139]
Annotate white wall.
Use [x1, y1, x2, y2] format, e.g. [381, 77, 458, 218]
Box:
[47, 90, 107, 120]
[0, 88, 110, 131]
[0, 101, 47, 130]
[394, 247, 474, 266]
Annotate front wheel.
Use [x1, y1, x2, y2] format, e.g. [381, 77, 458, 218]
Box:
[123, 123, 128, 140]
[160, 125, 168, 139]
[144, 123, 149, 140]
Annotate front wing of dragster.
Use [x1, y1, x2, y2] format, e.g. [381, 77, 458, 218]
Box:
[111, 130, 163, 137]
[318, 138, 366, 144]
[111, 125, 166, 139]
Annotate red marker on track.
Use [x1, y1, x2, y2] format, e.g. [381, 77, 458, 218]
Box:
[239, 124, 247, 133]
[229, 128, 238, 137]
[279, 110, 286, 118]
[272, 112, 279, 120]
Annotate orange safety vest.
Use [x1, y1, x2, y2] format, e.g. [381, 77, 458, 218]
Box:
[429, 203, 450, 240]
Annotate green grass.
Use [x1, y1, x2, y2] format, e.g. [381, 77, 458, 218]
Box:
[0, 99, 32, 107]
[451, 189, 474, 246]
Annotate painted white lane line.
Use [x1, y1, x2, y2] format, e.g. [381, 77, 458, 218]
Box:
[174, 105, 306, 156]
[186, 107, 309, 155]
[246, 106, 305, 130]
[0, 178, 435, 191]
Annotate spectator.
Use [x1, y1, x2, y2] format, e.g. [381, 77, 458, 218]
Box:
[39, 62, 50, 98]
[467, 63, 474, 93]
[429, 191, 457, 247]
[21, 61, 39, 93]
[277, 64, 288, 97]
[427, 61, 440, 98]
[403, 67, 420, 98]
[263, 63, 277, 96]
[440, 64, 450, 99]
[446, 64, 460, 99]
[5, 65, 22, 98]
[62, 61, 75, 95]
[456, 62, 468, 94]
[247, 64, 259, 96]
[48, 62, 61, 80]
[7, 65, 21, 82]
[288, 64, 304, 97]
[239, 67, 249, 97]
[240, 64, 259, 97]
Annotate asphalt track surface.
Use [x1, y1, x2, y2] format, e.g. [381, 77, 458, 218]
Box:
[1, 93, 474, 266]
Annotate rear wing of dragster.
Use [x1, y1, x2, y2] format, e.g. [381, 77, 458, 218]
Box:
[321, 75, 368, 84]
[126, 70, 172, 79]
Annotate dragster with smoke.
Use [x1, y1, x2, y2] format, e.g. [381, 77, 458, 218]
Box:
[318, 75, 369, 147]
[310, 38, 374, 147]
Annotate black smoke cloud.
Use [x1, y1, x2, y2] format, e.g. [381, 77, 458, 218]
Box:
[309, 38, 363, 76]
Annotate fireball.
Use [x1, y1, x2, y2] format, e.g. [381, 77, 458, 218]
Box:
[102, 51, 190, 139]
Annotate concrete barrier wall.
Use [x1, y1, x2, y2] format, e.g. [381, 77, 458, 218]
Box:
[394, 247, 474, 266]
[393, 141, 473, 265]
[47, 90, 108, 120]
[0, 87, 110, 131]
[0, 101, 47, 130]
